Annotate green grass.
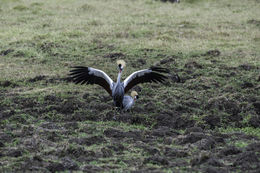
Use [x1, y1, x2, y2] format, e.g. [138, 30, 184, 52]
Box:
[218, 127, 260, 139]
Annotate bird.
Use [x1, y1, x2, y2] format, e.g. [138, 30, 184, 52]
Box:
[69, 60, 169, 110]
[122, 91, 139, 111]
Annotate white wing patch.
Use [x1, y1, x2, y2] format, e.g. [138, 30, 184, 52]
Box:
[89, 67, 114, 90]
[123, 69, 150, 88]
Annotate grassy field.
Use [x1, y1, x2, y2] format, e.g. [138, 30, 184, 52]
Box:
[0, 0, 260, 172]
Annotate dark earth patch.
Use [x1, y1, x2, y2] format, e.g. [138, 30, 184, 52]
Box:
[164, 147, 189, 158]
[219, 146, 242, 156]
[203, 115, 221, 129]
[160, 57, 175, 65]
[155, 113, 195, 129]
[160, 0, 180, 3]
[252, 101, 260, 114]
[190, 152, 210, 166]
[103, 52, 125, 60]
[69, 136, 106, 146]
[248, 115, 260, 127]
[241, 82, 254, 89]
[201, 49, 221, 57]
[131, 58, 146, 68]
[248, 19, 260, 27]
[233, 151, 260, 170]
[28, 75, 46, 82]
[238, 64, 256, 71]
[170, 73, 181, 83]
[104, 128, 142, 141]
[0, 49, 14, 56]
[143, 156, 169, 165]
[184, 61, 202, 69]
[47, 162, 66, 173]
[0, 80, 19, 87]
[206, 96, 241, 122]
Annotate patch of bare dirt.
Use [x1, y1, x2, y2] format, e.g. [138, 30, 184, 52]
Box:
[249, 115, 260, 127]
[203, 115, 221, 129]
[155, 113, 195, 129]
[159, 57, 175, 65]
[170, 74, 181, 83]
[238, 64, 256, 71]
[248, 19, 260, 27]
[184, 61, 202, 69]
[103, 52, 125, 60]
[160, 0, 180, 3]
[28, 75, 46, 82]
[202, 49, 221, 57]
[131, 59, 146, 68]
[233, 151, 260, 170]
[144, 156, 169, 165]
[206, 96, 241, 122]
[104, 128, 142, 141]
[69, 136, 106, 146]
[0, 49, 14, 56]
[0, 80, 19, 87]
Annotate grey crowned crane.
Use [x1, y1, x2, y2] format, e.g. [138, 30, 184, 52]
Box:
[123, 91, 139, 111]
[69, 60, 169, 110]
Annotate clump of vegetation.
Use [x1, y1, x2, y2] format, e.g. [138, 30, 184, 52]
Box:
[13, 5, 28, 11]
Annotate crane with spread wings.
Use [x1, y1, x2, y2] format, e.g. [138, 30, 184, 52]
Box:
[69, 60, 169, 110]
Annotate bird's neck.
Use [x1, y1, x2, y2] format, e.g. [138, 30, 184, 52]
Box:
[116, 71, 122, 84]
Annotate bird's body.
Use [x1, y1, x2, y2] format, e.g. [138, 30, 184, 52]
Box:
[112, 81, 125, 108]
[122, 95, 134, 111]
[69, 60, 169, 110]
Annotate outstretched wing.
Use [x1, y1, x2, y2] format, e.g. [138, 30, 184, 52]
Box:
[69, 66, 114, 95]
[123, 66, 169, 93]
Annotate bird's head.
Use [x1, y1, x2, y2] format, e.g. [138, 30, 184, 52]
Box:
[131, 91, 139, 100]
[117, 60, 126, 73]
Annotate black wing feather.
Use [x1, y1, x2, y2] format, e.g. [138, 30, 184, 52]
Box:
[69, 66, 113, 95]
[124, 66, 169, 93]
